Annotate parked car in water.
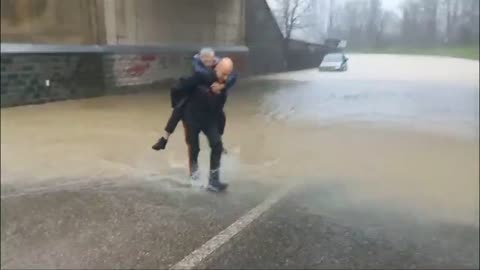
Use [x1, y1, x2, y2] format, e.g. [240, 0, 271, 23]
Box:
[319, 53, 349, 72]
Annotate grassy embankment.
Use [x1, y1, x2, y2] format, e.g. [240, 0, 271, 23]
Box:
[350, 45, 479, 60]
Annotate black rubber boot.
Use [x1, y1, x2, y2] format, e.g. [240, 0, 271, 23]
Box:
[207, 170, 228, 192]
[152, 137, 168, 151]
[207, 182, 228, 192]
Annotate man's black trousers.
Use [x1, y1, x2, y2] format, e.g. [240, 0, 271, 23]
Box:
[183, 122, 223, 183]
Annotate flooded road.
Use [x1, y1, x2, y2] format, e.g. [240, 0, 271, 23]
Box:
[1, 54, 479, 268]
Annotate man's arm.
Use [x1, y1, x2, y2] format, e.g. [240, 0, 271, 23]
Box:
[192, 55, 219, 81]
[192, 55, 206, 73]
[224, 72, 237, 91]
[209, 72, 237, 109]
[218, 74, 237, 109]
[210, 72, 237, 95]
[177, 71, 213, 96]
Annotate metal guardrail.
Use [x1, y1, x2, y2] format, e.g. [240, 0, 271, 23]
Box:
[0, 43, 249, 54]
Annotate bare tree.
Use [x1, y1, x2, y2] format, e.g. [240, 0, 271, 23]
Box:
[398, 0, 477, 46]
[273, 0, 313, 41]
[366, 0, 383, 47]
[380, 10, 401, 46]
[444, 0, 458, 42]
[321, 0, 477, 49]
[400, 0, 437, 45]
[328, 0, 335, 35]
[367, 0, 380, 37]
[321, 0, 478, 50]
[459, 0, 479, 43]
[345, 0, 370, 47]
[422, 0, 439, 44]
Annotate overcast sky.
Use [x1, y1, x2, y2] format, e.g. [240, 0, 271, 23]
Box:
[382, 0, 403, 14]
[267, 0, 404, 13]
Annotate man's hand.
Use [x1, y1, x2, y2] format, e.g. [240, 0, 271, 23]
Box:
[211, 82, 225, 94]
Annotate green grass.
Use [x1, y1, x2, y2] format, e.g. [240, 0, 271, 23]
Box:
[350, 45, 479, 60]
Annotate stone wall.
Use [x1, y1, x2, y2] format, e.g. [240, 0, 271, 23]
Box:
[1, 54, 104, 107]
[1, 44, 248, 107]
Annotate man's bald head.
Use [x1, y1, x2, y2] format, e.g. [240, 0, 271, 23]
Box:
[217, 57, 233, 73]
[215, 57, 234, 83]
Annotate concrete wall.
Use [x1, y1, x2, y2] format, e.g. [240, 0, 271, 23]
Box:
[244, 0, 286, 75]
[0, 0, 100, 44]
[286, 39, 330, 70]
[244, 1, 331, 74]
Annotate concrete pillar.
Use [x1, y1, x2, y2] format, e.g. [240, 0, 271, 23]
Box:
[93, 0, 107, 44]
[103, 0, 117, 44]
[214, 0, 244, 45]
[239, 0, 246, 44]
[124, 0, 137, 44]
[115, 0, 126, 42]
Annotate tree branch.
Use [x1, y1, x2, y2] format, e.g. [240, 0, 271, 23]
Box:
[275, 0, 313, 39]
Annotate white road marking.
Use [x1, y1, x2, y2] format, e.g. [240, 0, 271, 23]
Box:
[170, 184, 294, 270]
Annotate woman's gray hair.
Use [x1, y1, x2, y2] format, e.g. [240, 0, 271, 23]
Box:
[199, 47, 215, 57]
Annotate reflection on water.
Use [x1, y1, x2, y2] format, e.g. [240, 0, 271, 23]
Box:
[1, 57, 479, 227]
[260, 79, 479, 138]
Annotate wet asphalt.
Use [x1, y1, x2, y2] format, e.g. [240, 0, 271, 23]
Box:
[1, 177, 273, 269]
[203, 182, 479, 269]
[3, 179, 477, 269]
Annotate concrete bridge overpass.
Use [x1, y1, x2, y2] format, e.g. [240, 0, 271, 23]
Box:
[0, 0, 328, 107]
[1, 0, 245, 46]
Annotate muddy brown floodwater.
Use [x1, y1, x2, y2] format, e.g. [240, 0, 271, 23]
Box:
[1, 54, 479, 268]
